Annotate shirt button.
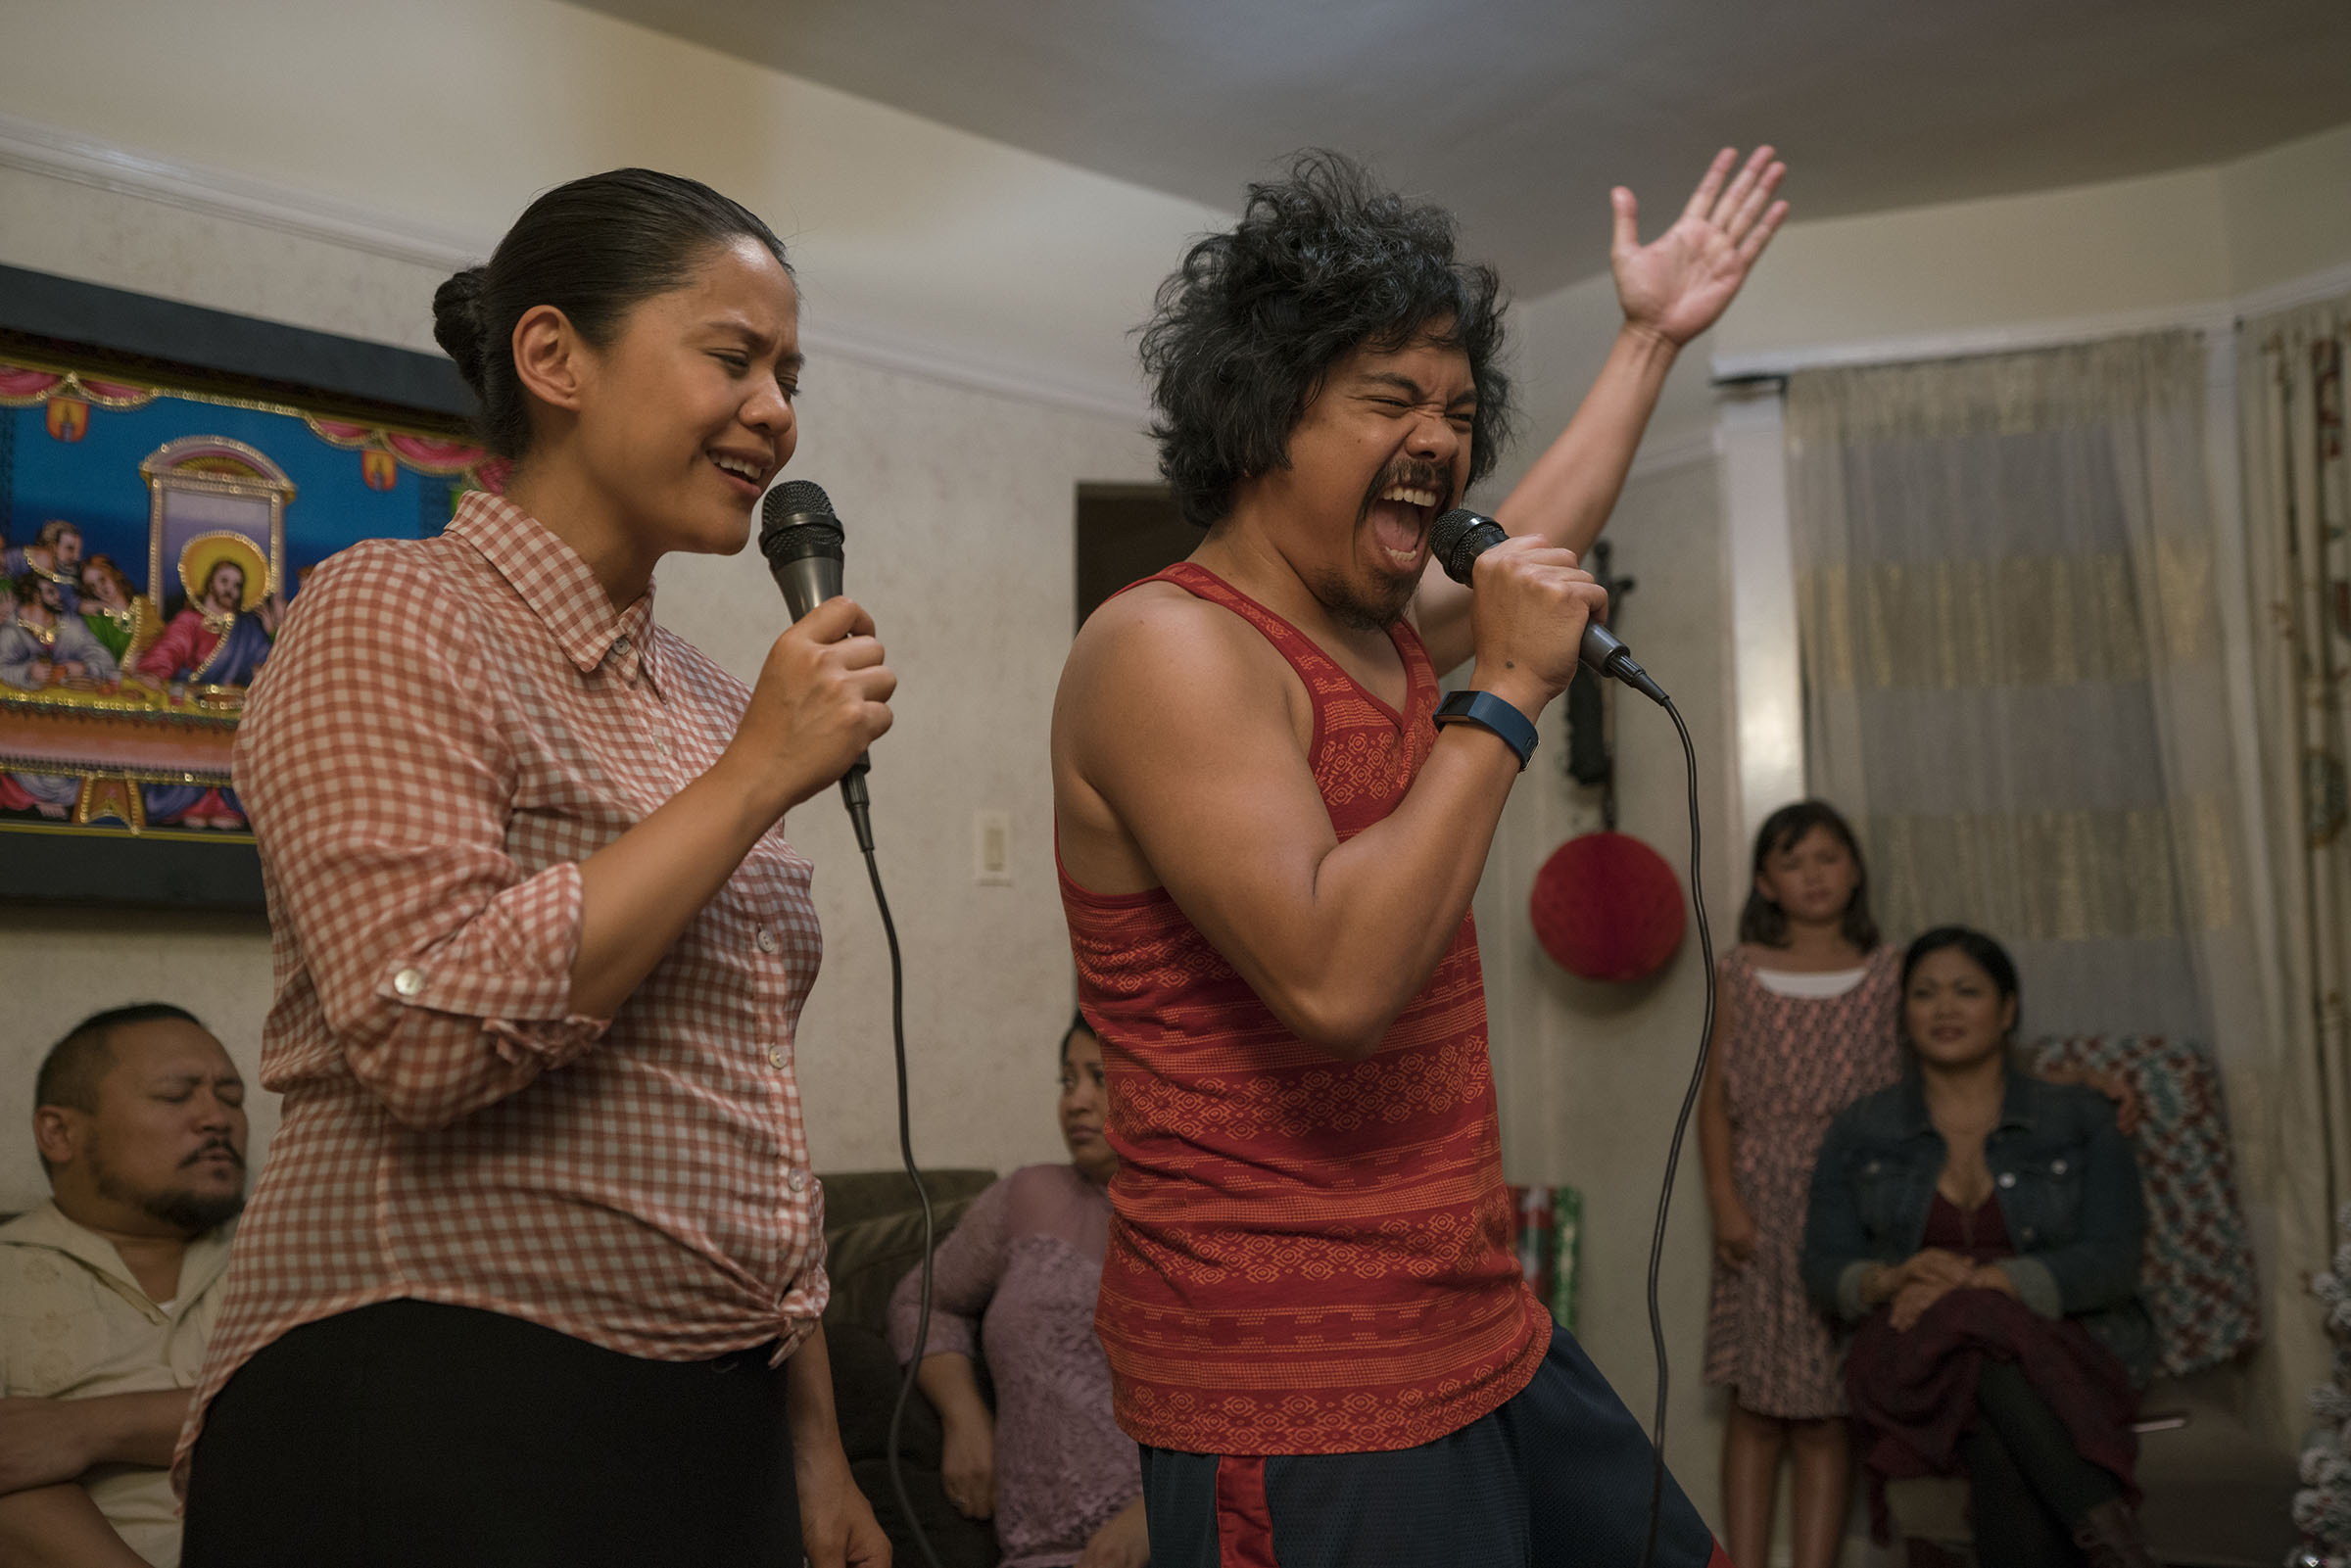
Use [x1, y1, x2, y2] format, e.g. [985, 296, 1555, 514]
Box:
[766, 1045, 786, 1069]
[1996, 1171, 2017, 1189]
[613, 635, 631, 654]
[654, 736, 671, 756]
[2050, 1159, 2068, 1176]
[393, 968, 424, 998]
[787, 1166, 808, 1193]
[755, 927, 779, 953]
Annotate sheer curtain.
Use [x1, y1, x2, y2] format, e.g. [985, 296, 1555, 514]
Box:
[1777, 331, 2313, 1438]
[1789, 333, 2253, 1040]
[2240, 295, 2351, 1331]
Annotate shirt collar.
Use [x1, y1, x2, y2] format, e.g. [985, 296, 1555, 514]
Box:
[445, 491, 658, 686]
[0, 1200, 237, 1317]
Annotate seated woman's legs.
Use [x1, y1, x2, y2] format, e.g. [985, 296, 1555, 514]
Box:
[1973, 1360, 2123, 1525]
[1958, 1418, 2076, 1568]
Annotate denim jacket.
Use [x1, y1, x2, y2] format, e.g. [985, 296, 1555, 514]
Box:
[1801, 1068, 2155, 1387]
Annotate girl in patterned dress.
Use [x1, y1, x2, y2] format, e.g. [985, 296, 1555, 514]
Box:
[1700, 800, 1897, 1568]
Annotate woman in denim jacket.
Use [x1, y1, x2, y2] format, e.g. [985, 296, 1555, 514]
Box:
[1802, 927, 2154, 1568]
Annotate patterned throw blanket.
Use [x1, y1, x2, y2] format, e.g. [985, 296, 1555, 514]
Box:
[2029, 1034, 2263, 1377]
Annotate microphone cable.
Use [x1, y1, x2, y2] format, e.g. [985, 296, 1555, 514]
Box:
[1636, 695, 1716, 1568]
[853, 828, 948, 1568]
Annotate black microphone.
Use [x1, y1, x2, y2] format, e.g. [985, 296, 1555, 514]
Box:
[758, 479, 875, 851]
[1427, 506, 1669, 706]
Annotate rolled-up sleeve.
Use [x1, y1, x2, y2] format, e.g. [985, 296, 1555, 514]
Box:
[235, 545, 608, 1130]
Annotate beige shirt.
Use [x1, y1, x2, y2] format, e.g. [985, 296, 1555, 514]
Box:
[0, 1203, 234, 1568]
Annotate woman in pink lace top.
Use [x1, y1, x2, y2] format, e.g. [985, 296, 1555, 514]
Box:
[888, 1017, 1144, 1568]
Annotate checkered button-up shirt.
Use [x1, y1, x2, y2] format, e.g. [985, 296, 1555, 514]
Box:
[176, 492, 829, 1488]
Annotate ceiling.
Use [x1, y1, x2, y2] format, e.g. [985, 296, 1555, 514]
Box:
[570, 0, 2351, 299]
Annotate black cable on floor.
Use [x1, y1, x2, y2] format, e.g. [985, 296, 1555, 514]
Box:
[1640, 697, 1716, 1568]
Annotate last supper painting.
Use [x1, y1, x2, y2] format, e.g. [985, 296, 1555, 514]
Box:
[0, 328, 502, 885]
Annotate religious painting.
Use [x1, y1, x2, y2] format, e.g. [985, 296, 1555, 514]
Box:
[0, 324, 501, 897]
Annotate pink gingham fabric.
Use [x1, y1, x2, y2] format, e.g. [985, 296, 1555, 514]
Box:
[174, 492, 829, 1491]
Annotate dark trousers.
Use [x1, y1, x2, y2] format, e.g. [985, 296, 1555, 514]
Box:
[1140, 1324, 1727, 1568]
[1960, 1359, 2125, 1568]
[183, 1298, 799, 1568]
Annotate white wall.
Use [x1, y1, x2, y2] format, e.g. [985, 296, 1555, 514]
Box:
[0, 0, 1223, 411]
[1505, 119, 2351, 468]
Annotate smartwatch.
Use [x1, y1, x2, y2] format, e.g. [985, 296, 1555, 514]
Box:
[1433, 689, 1538, 771]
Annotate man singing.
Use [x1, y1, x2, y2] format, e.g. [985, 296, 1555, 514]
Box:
[1051, 147, 1784, 1566]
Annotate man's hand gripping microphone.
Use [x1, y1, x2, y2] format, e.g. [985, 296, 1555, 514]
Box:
[759, 479, 875, 851]
[1427, 507, 1669, 705]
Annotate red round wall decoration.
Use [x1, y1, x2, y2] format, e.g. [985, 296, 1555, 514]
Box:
[1529, 832, 1687, 982]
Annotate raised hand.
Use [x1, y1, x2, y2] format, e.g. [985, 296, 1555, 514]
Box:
[1611, 146, 1790, 348]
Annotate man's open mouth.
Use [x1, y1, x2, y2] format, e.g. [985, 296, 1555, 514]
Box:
[1368, 481, 1440, 569]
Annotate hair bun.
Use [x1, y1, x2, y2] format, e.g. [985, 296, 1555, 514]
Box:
[431, 266, 492, 392]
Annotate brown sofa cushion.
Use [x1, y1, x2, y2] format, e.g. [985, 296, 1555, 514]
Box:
[820, 1168, 997, 1336]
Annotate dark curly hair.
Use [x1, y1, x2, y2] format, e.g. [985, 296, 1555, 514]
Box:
[1139, 150, 1512, 530]
[432, 168, 790, 462]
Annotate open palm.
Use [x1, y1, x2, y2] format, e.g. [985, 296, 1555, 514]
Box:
[1612, 146, 1789, 347]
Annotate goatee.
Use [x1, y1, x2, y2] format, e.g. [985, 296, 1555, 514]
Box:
[1311, 566, 1418, 632]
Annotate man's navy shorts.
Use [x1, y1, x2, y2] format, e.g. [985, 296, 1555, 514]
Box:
[1137, 1324, 1729, 1567]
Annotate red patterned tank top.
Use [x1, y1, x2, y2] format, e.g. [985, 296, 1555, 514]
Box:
[1058, 563, 1548, 1455]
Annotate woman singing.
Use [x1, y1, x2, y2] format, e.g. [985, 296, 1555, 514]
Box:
[178, 169, 894, 1568]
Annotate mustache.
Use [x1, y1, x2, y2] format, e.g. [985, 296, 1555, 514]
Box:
[1358, 458, 1454, 518]
[180, 1139, 245, 1169]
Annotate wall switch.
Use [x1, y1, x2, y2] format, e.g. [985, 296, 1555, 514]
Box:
[974, 808, 1013, 885]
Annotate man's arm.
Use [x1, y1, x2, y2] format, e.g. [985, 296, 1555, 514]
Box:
[0, 627, 43, 689]
[133, 613, 196, 681]
[0, 1392, 191, 1495]
[1059, 538, 1598, 1059]
[56, 619, 119, 684]
[0, 1483, 151, 1568]
[1415, 146, 1789, 673]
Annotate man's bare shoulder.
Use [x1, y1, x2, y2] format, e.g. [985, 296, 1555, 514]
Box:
[1062, 579, 1291, 723]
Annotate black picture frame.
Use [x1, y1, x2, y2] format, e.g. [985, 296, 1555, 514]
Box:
[0, 262, 470, 912]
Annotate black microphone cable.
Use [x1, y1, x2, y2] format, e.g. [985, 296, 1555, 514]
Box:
[1636, 695, 1715, 1568]
[855, 818, 948, 1568]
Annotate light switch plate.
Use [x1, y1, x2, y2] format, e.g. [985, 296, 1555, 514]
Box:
[974, 808, 1013, 885]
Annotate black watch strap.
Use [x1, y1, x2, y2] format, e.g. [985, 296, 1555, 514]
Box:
[1433, 689, 1538, 770]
